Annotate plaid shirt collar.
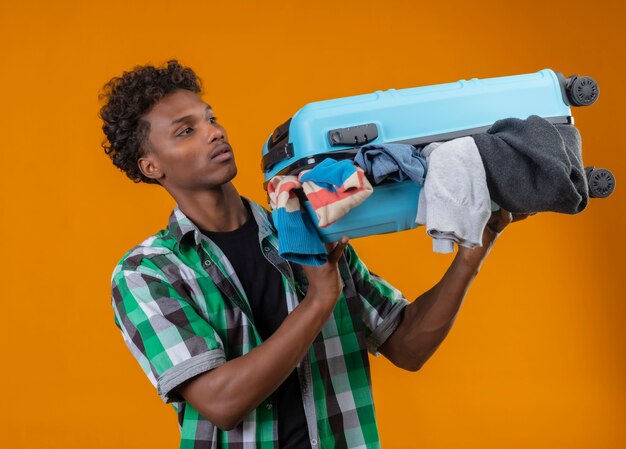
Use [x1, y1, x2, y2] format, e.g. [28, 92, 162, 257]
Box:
[167, 196, 274, 250]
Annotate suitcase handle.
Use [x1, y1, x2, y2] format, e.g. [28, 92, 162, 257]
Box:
[262, 118, 294, 172]
[262, 142, 294, 172]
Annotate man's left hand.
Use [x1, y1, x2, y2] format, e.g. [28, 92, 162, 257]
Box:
[457, 208, 532, 263]
[485, 208, 533, 240]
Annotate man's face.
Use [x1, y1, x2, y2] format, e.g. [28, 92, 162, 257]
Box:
[139, 89, 237, 192]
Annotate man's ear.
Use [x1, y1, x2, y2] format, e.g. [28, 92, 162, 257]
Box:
[138, 154, 164, 181]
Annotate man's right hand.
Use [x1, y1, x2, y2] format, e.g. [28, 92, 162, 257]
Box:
[301, 236, 350, 311]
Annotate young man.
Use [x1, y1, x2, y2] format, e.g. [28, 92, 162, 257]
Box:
[101, 60, 524, 449]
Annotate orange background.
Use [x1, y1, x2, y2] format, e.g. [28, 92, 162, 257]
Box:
[1, 1, 624, 447]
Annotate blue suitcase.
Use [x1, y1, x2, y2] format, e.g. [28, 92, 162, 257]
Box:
[261, 69, 608, 243]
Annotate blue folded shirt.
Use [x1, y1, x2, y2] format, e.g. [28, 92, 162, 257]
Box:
[354, 143, 427, 185]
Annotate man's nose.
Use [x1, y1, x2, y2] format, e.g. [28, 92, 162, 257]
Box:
[206, 122, 224, 143]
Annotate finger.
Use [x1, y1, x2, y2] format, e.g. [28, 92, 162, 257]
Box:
[327, 236, 349, 264]
[487, 211, 499, 228]
[502, 209, 513, 226]
[487, 209, 512, 234]
[486, 209, 502, 228]
[511, 212, 533, 222]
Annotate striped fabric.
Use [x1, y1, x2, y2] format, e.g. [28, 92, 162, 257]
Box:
[111, 198, 409, 449]
[299, 159, 373, 228]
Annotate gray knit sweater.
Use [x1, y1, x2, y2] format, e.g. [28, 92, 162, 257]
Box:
[472, 115, 588, 214]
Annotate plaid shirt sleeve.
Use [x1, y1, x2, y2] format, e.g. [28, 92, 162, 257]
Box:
[111, 251, 226, 404]
[343, 244, 410, 355]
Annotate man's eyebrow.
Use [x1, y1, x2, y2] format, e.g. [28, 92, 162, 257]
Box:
[170, 105, 213, 127]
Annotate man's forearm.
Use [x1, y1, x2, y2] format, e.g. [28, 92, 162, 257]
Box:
[177, 292, 336, 430]
[380, 228, 498, 371]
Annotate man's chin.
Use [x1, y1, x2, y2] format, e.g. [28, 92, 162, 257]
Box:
[225, 164, 238, 182]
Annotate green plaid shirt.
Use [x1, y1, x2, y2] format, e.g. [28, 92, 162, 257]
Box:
[111, 198, 409, 449]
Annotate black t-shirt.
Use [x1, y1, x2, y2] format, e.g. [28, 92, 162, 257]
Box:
[202, 202, 311, 449]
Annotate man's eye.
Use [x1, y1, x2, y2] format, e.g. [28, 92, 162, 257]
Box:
[178, 127, 193, 136]
[208, 116, 218, 124]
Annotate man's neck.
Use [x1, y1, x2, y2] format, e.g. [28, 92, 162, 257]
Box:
[171, 182, 248, 232]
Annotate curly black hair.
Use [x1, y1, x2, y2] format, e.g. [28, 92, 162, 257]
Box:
[99, 60, 203, 184]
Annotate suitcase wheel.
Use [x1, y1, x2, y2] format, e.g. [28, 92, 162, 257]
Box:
[585, 166, 616, 198]
[566, 75, 600, 106]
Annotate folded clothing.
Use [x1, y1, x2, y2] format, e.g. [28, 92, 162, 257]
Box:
[267, 176, 327, 266]
[416, 136, 491, 254]
[472, 115, 588, 214]
[299, 158, 373, 228]
[354, 143, 428, 185]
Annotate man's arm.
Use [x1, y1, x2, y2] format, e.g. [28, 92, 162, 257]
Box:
[177, 238, 349, 430]
[379, 209, 527, 371]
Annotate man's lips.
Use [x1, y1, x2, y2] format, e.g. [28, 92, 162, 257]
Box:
[210, 143, 232, 159]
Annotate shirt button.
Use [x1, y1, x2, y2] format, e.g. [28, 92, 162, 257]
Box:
[310, 438, 318, 446]
[203, 260, 212, 267]
[265, 403, 273, 410]
[263, 246, 271, 252]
